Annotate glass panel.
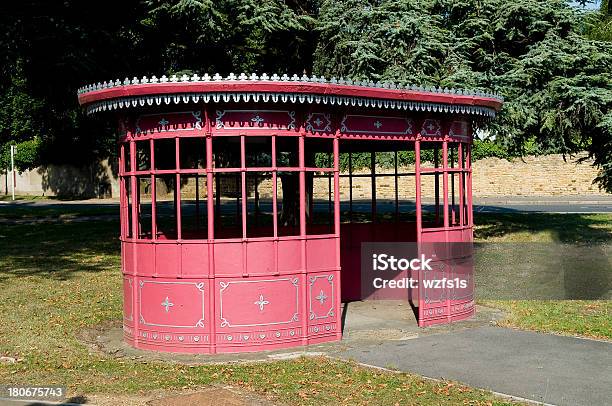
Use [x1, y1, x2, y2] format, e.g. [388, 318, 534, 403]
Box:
[135, 141, 150, 171]
[137, 176, 152, 239]
[308, 174, 335, 235]
[213, 136, 241, 168]
[305, 137, 333, 168]
[180, 175, 208, 239]
[276, 136, 299, 167]
[155, 175, 177, 239]
[124, 143, 131, 173]
[246, 172, 274, 237]
[125, 178, 132, 238]
[180, 137, 206, 169]
[246, 137, 272, 167]
[277, 172, 300, 236]
[154, 138, 176, 170]
[213, 173, 242, 238]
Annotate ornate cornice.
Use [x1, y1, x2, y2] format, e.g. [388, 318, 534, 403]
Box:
[77, 73, 503, 118]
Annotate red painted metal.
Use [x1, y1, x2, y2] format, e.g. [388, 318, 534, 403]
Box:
[79, 80, 493, 353]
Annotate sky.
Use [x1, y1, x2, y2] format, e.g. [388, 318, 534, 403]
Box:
[569, 1, 600, 9]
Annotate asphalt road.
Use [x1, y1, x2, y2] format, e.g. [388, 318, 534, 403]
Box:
[2, 197, 611, 214]
[336, 326, 612, 406]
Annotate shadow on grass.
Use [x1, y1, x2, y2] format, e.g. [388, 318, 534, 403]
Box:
[0, 219, 120, 282]
[475, 213, 611, 300]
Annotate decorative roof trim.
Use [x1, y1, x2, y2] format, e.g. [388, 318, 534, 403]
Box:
[84, 91, 497, 118]
[78, 73, 503, 118]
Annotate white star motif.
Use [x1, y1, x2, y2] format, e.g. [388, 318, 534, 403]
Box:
[427, 122, 437, 132]
[314, 117, 323, 127]
[251, 114, 265, 124]
[161, 296, 174, 313]
[254, 294, 270, 311]
[373, 120, 383, 129]
[158, 118, 169, 126]
[315, 290, 328, 304]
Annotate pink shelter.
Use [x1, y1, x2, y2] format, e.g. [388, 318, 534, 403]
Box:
[78, 74, 503, 353]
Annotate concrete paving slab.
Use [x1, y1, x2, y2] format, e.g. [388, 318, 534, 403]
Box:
[334, 326, 612, 406]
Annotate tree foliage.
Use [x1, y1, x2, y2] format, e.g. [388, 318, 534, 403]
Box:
[0, 0, 610, 192]
[314, 0, 612, 191]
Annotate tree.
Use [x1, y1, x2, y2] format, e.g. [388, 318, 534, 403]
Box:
[314, 0, 612, 191]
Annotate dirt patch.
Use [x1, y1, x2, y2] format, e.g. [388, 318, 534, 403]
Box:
[83, 386, 279, 406]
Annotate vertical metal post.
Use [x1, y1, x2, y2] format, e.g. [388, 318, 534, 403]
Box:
[240, 135, 247, 239]
[150, 139, 157, 240]
[370, 151, 376, 222]
[175, 137, 182, 240]
[298, 133, 307, 345]
[467, 143, 473, 227]
[434, 145, 440, 224]
[458, 143, 464, 226]
[10, 145, 15, 200]
[333, 135, 342, 339]
[348, 151, 353, 222]
[450, 145, 455, 226]
[394, 150, 399, 221]
[442, 139, 449, 229]
[272, 135, 278, 238]
[415, 139, 422, 238]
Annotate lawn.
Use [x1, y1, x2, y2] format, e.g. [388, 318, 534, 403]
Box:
[0, 209, 516, 405]
[474, 213, 612, 340]
[0, 207, 610, 404]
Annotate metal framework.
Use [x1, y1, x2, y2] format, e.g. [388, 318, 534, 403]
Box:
[79, 76, 502, 354]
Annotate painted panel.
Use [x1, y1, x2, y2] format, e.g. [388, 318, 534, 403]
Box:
[214, 241, 243, 276]
[136, 243, 154, 276]
[215, 109, 296, 130]
[181, 243, 209, 277]
[139, 279, 206, 328]
[155, 244, 180, 277]
[245, 241, 275, 275]
[305, 112, 333, 134]
[134, 111, 202, 134]
[217, 277, 301, 329]
[341, 114, 413, 135]
[277, 240, 302, 273]
[123, 276, 133, 324]
[308, 274, 335, 321]
[306, 238, 337, 271]
[420, 119, 442, 136]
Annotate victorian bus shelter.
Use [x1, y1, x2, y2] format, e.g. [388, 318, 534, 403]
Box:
[78, 73, 502, 353]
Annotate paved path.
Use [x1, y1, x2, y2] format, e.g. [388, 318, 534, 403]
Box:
[335, 326, 612, 406]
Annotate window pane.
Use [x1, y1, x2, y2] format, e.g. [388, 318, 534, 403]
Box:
[124, 143, 131, 173]
[246, 172, 274, 237]
[277, 172, 300, 236]
[213, 137, 241, 168]
[154, 138, 176, 170]
[155, 175, 177, 239]
[180, 175, 208, 239]
[180, 137, 206, 169]
[276, 136, 299, 167]
[213, 173, 242, 238]
[305, 138, 333, 168]
[136, 141, 150, 171]
[137, 176, 152, 239]
[308, 174, 335, 235]
[246, 137, 272, 167]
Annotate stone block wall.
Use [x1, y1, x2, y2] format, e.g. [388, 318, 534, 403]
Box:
[1, 153, 606, 199]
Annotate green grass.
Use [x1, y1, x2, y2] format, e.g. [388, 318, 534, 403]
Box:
[0, 207, 610, 403]
[474, 212, 612, 339]
[0, 211, 514, 405]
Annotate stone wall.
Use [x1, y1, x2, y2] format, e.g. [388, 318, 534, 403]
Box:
[1, 153, 606, 199]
